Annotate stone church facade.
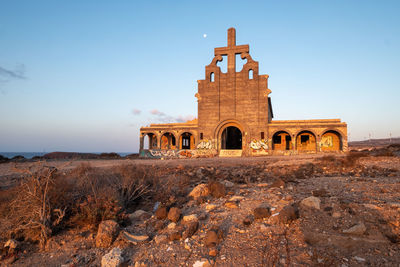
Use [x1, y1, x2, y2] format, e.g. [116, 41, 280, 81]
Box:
[139, 28, 347, 158]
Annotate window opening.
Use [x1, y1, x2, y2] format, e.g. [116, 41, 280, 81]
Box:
[249, 69, 253, 79]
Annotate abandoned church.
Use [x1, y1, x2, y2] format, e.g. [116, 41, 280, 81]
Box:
[139, 28, 348, 158]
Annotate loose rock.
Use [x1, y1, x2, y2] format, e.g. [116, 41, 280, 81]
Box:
[167, 207, 181, 222]
[208, 181, 226, 198]
[343, 223, 367, 235]
[101, 247, 123, 267]
[154, 234, 168, 245]
[243, 215, 254, 226]
[96, 220, 120, 248]
[169, 230, 182, 241]
[129, 210, 151, 222]
[300, 196, 321, 210]
[189, 184, 210, 199]
[183, 220, 199, 239]
[278, 204, 299, 224]
[155, 206, 168, 220]
[253, 205, 271, 219]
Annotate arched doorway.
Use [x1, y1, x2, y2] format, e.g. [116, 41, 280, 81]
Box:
[161, 132, 176, 149]
[180, 132, 194, 149]
[272, 131, 292, 151]
[321, 130, 342, 151]
[296, 130, 316, 152]
[143, 133, 157, 149]
[221, 126, 242, 149]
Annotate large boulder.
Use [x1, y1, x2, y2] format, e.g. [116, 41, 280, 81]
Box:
[96, 220, 120, 248]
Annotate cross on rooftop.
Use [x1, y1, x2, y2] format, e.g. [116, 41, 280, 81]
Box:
[214, 28, 249, 73]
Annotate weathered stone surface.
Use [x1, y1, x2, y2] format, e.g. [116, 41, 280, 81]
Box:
[229, 196, 244, 202]
[243, 215, 254, 226]
[155, 206, 168, 220]
[189, 184, 210, 199]
[253, 205, 271, 219]
[343, 223, 367, 235]
[206, 204, 218, 211]
[167, 207, 181, 222]
[96, 220, 120, 248]
[182, 214, 198, 223]
[208, 181, 226, 198]
[278, 204, 299, 224]
[101, 247, 123, 267]
[129, 210, 151, 221]
[224, 201, 238, 209]
[209, 248, 218, 257]
[183, 221, 199, 239]
[270, 179, 285, 188]
[300, 196, 321, 210]
[169, 230, 182, 241]
[154, 234, 168, 245]
[204, 230, 219, 247]
[167, 222, 176, 229]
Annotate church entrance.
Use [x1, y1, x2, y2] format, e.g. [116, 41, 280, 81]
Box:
[221, 126, 242, 149]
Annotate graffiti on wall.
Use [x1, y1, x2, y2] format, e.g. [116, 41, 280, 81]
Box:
[197, 139, 213, 150]
[250, 139, 268, 151]
[320, 136, 333, 148]
[150, 150, 177, 157]
[141, 148, 216, 159]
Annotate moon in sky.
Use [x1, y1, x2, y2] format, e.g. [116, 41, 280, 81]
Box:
[203, 34, 207, 38]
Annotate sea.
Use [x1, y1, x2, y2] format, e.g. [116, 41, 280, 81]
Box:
[0, 152, 134, 159]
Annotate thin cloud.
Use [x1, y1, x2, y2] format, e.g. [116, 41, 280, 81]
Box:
[132, 108, 141, 115]
[0, 65, 26, 81]
[150, 109, 166, 116]
[149, 109, 195, 123]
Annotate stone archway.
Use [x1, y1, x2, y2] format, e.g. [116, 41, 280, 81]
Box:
[221, 126, 242, 149]
[160, 132, 176, 150]
[321, 130, 342, 151]
[272, 131, 292, 151]
[296, 130, 317, 152]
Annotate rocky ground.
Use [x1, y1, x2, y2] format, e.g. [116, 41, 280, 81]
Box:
[0, 151, 400, 267]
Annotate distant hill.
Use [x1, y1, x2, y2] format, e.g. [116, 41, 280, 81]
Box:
[349, 137, 400, 148]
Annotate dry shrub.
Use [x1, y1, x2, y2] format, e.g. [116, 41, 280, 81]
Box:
[9, 165, 69, 250]
[111, 164, 153, 210]
[69, 163, 125, 226]
[343, 151, 368, 167]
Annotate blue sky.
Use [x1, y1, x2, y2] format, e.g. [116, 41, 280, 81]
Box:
[1, 0, 399, 152]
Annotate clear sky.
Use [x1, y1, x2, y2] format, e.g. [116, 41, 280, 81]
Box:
[1, 0, 399, 153]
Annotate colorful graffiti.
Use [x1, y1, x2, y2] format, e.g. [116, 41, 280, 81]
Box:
[141, 148, 217, 159]
[150, 150, 177, 157]
[250, 139, 268, 151]
[320, 136, 333, 148]
[197, 139, 213, 149]
[179, 150, 193, 158]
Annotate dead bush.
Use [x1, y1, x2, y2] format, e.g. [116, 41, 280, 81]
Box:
[69, 163, 125, 226]
[343, 151, 368, 167]
[9, 165, 69, 250]
[111, 164, 153, 210]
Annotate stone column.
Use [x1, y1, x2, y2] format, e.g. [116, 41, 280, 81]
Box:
[316, 135, 322, 152]
[139, 135, 144, 151]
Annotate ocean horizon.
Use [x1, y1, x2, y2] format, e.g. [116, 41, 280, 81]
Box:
[0, 152, 136, 159]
